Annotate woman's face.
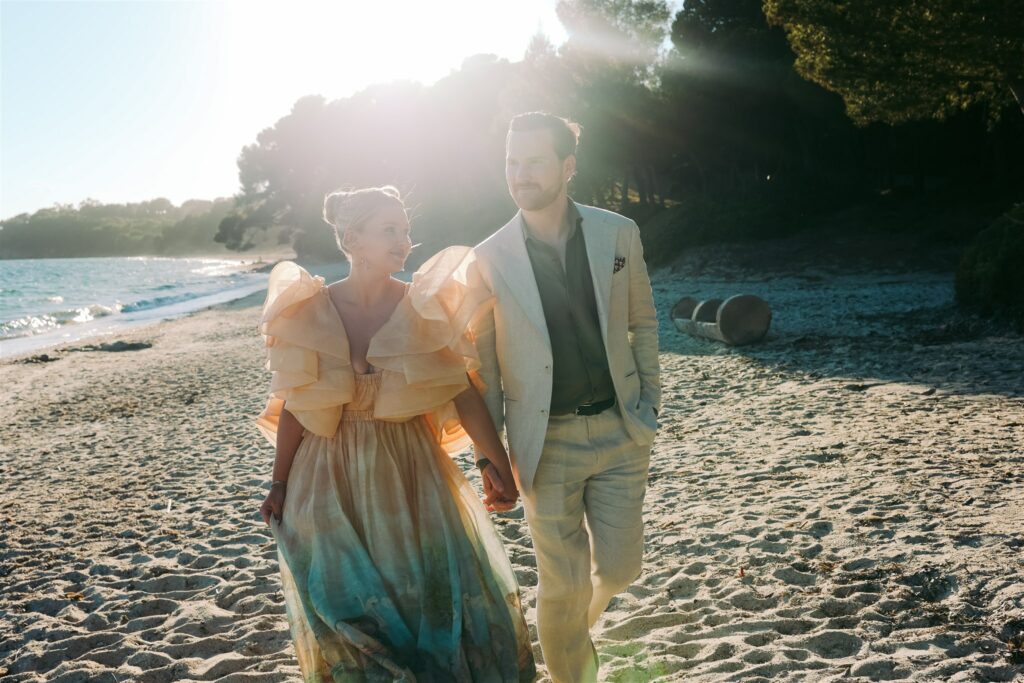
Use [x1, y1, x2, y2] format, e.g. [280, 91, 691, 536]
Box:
[347, 204, 412, 273]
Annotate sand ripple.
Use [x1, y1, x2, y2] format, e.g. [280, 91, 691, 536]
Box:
[2, 257, 1023, 681]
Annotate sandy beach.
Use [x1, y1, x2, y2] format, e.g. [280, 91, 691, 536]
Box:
[2, 236, 1022, 682]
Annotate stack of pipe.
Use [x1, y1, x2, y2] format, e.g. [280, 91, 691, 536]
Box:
[671, 294, 772, 346]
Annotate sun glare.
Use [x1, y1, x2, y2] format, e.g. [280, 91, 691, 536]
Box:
[206, 0, 556, 161]
[1, 0, 563, 217]
[223, 0, 523, 103]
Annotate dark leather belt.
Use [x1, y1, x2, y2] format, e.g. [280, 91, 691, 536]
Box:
[572, 396, 616, 416]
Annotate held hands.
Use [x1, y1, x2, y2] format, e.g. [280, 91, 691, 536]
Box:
[260, 481, 286, 525]
[478, 459, 519, 513]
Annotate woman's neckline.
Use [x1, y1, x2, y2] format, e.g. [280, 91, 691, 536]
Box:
[322, 281, 409, 374]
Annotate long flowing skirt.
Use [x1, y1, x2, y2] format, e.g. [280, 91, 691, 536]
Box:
[271, 409, 536, 682]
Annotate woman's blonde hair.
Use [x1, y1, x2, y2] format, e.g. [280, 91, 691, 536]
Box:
[322, 185, 405, 259]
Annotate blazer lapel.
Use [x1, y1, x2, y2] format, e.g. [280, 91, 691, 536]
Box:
[580, 204, 616, 346]
[489, 212, 551, 345]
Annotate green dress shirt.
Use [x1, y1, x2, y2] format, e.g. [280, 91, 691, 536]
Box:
[522, 201, 616, 415]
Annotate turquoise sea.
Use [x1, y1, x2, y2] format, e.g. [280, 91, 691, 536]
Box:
[0, 256, 272, 358]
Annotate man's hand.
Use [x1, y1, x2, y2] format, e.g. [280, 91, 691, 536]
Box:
[482, 464, 519, 512]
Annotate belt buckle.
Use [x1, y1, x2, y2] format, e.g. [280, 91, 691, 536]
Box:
[574, 399, 607, 416]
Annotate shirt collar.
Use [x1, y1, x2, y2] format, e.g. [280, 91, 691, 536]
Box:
[521, 198, 583, 244]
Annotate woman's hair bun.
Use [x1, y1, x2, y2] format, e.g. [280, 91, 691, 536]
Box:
[321, 185, 405, 258]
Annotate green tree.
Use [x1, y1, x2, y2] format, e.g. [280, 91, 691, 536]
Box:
[0, 198, 237, 258]
[763, 0, 1024, 125]
[663, 0, 855, 195]
[556, 0, 671, 82]
[554, 0, 674, 209]
[224, 67, 522, 262]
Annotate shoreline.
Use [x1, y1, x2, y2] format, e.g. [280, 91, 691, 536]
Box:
[0, 255, 348, 363]
[0, 283, 270, 362]
[1, 243, 1022, 681]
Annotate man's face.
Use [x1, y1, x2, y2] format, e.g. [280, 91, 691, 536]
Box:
[505, 129, 574, 211]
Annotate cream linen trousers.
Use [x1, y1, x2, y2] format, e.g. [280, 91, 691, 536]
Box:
[520, 404, 651, 683]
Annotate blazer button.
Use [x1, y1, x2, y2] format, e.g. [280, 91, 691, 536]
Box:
[544, 365, 551, 372]
[540, 408, 548, 415]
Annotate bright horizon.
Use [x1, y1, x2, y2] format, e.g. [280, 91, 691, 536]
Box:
[0, 0, 567, 220]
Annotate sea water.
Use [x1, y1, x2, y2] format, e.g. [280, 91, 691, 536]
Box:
[0, 256, 271, 358]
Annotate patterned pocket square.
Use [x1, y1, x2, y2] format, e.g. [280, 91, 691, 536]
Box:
[613, 255, 626, 273]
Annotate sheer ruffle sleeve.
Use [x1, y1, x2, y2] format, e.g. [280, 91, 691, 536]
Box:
[368, 246, 495, 453]
[255, 261, 354, 446]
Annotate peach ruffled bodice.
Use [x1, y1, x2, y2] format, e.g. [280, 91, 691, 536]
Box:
[255, 246, 493, 454]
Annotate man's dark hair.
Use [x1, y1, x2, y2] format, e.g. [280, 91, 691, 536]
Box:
[508, 112, 582, 160]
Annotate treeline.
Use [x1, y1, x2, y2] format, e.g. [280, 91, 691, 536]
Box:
[4, 0, 1022, 319]
[214, 0, 1023, 268]
[0, 197, 285, 259]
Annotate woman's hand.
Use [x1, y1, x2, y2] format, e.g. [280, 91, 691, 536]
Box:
[482, 464, 519, 512]
[452, 382, 522, 513]
[260, 482, 286, 525]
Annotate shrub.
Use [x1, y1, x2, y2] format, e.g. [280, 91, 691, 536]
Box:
[955, 203, 1024, 330]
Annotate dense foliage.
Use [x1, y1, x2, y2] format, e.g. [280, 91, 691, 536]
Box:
[955, 204, 1024, 330]
[0, 198, 243, 258]
[764, 0, 1024, 125]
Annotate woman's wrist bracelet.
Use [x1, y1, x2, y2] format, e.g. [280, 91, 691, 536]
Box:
[271, 479, 287, 488]
[475, 457, 492, 472]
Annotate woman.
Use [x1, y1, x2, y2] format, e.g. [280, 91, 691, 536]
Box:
[255, 186, 536, 681]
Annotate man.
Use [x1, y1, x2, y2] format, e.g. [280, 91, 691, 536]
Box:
[472, 112, 661, 682]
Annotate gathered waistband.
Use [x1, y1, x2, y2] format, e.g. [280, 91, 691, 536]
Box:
[341, 409, 376, 422]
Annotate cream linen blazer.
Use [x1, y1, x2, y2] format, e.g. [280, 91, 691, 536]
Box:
[473, 201, 661, 494]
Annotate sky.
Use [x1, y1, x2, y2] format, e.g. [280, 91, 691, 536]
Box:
[0, 0, 567, 219]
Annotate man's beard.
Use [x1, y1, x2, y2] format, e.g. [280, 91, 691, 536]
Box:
[512, 181, 563, 211]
